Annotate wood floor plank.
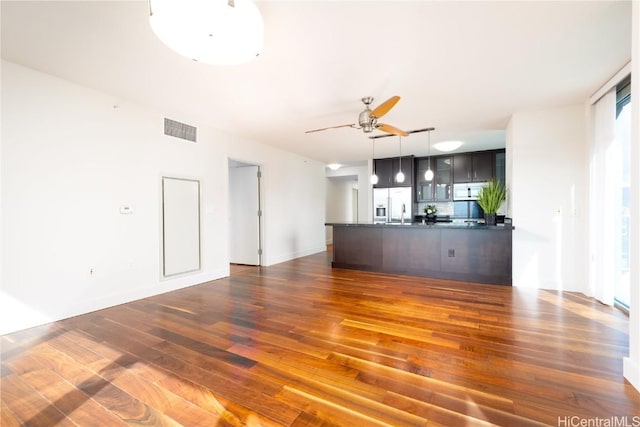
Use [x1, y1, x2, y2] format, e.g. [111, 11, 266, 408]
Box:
[2, 249, 640, 426]
[155, 371, 285, 427]
[1, 374, 75, 427]
[149, 352, 302, 425]
[103, 366, 228, 427]
[1, 400, 24, 427]
[19, 368, 129, 427]
[151, 340, 283, 396]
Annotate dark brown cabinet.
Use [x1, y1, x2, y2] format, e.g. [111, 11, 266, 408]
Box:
[415, 156, 452, 201]
[415, 158, 432, 200]
[330, 224, 513, 286]
[453, 151, 494, 183]
[373, 156, 413, 188]
[472, 152, 493, 181]
[439, 228, 512, 284]
[373, 158, 393, 188]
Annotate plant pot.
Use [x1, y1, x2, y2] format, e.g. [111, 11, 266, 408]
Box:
[426, 214, 436, 223]
[485, 213, 497, 226]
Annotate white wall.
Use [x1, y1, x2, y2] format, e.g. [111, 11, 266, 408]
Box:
[325, 177, 357, 244]
[509, 104, 589, 292]
[326, 163, 371, 222]
[224, 138, 326, 266]
[0, 60, 326, 334]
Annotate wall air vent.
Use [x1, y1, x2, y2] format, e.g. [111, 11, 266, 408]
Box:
[164, 118, 197, 142]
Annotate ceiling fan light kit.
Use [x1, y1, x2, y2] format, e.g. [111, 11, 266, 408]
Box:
[149, 0, 263, 65]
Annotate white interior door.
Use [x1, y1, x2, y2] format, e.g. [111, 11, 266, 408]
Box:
[229, 164, 260, 265]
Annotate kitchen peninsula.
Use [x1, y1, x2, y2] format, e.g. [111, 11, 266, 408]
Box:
[326, 222, 513, 286]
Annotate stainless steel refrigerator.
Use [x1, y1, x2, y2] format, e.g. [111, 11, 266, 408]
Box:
[373, 187, 412, 223]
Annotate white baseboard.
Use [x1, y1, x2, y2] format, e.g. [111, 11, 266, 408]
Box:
[266, 245, 326, 266]
[0, 268, 228, 336]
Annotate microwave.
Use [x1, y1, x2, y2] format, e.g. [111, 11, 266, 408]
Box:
[452, 182, 486, 201]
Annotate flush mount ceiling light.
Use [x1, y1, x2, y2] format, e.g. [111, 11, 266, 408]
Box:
[327, 163, 341, 170]
[434, 140, 463, 152]
[149, 0, 264, 66]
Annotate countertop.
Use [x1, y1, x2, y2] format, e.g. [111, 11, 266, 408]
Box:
[325, 221, 514, 230]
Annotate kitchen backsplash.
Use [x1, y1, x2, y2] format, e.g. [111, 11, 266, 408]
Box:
[416, 201, 508, 217]
[416, 202, 454, 216]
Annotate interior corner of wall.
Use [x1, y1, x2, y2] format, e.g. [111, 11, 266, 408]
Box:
[624, 357, 640, 394]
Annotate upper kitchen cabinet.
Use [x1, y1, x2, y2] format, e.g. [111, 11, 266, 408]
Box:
[453, 151, 494, 183]
[415, 156, 452, 201]
[415, 158, 432, 201]
[373, 158, 393, 188]
[374, 156, 413, 188]
[434, 156, 453, 200]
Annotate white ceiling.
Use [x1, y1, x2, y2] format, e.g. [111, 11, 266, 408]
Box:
[1, 1, 631, 165]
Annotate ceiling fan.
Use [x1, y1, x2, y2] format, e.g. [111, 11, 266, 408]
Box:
[368, 126, 435, 139]
[304, 96, 408, 137]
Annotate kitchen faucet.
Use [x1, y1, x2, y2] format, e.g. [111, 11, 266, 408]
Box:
[401, 203, 406, 224]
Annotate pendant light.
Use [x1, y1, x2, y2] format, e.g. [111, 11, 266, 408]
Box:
[149, 0, 264, 66]
[396, 136, 405, 183]
[424, 129, 434, 181]
[370, 139, 379, 185]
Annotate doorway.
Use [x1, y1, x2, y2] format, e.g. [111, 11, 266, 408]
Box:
[325, 175, 359, 244]
[228, 159, 262, 270]
[351, 188, 359, 222]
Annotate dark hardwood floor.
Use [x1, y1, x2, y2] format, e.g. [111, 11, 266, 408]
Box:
[2, 250, 639, 426]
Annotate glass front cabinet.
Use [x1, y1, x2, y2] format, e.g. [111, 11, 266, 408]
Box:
[415, 156, 452, 202]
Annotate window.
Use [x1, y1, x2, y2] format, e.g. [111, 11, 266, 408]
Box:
[615, 76, 631, 310]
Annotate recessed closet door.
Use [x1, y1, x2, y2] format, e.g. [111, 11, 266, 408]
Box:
[162, 177, 201, 277]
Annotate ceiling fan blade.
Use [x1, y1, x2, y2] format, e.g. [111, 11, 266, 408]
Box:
[369, 126, 435, 139]
[370, 96, 400, 119]
[377, 123, 408, 137]
[304, 123, 355, 134]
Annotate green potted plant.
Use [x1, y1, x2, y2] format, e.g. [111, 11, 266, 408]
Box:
[477, 179, 507, 226]
[423, 204, 437, 223]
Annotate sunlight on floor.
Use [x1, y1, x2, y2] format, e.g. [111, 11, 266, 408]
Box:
[537, 291, 628, 332]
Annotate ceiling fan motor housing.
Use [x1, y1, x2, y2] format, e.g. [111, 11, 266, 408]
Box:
[359, 97, 374, 132]
[359, 110, 374, 132]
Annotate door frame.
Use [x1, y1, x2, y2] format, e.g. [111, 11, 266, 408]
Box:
[228, 158, 264, 266]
